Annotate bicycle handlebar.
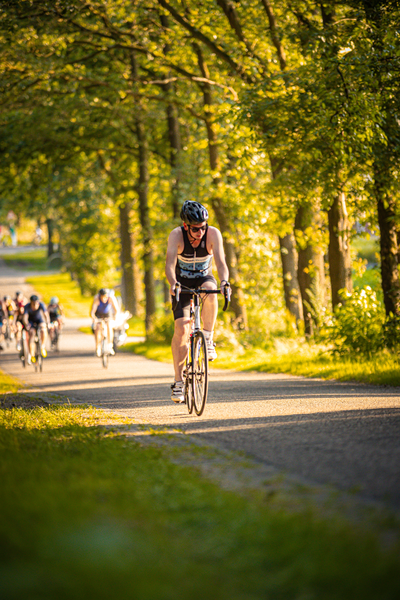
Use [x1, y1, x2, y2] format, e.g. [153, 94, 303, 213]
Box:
[173, 282, 231, 312]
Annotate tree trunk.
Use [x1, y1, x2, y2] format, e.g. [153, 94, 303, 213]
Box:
[119, 203, 139, 315]
[328, 192, 352, 309]
[295, 205, 325, 336]
[362, 2, 400, 317]
[166, 103, 182, 219]
[279, 232, 303, 323]
[46, 218, 55, 257]
[194, 44, 248, 329]
[136, 117, 156, 334]
[131, 51, 156, 334]
[376, 184, 400, 316]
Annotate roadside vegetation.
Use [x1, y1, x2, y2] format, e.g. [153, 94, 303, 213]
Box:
[1, 400, 399, 600]
[3, 248, 49, 271]
[7, 249, 398, 386]
[27, 272, 146, 336]
[0, 370, 22, 394]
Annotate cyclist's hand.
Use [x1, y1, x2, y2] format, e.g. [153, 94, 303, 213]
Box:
[220, 280, 230, 294]
[170, 282, 178, 296]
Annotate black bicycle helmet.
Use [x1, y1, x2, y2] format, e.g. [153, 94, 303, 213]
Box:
[30, 294, 39, 302]
[180, 201, 209, 225]
[99, 288, 108, 296]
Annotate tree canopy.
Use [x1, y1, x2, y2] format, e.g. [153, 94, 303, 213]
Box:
[1, 0, 400, 338]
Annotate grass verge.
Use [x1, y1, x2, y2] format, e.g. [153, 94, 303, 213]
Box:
[127, 341, 400, 386]
[0, 369, 22, 394]
[27, 273, 146, 336]
[27, 273, 93, 318]
[2, 248, 49, 271]
[1, 399, 399, 600]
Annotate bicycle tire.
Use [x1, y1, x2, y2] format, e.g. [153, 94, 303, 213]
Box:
[101, 338, 108, 368]
[20, 332, 26, 367]
[20, 346, 26, 368]
[54, 328, 59, 352]
[191, 331, 208, 416]
[185, 355, 194, 414]
[5, 321, 10, 347]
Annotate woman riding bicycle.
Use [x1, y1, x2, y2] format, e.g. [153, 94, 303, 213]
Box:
[90, 288, 120, 357]
[23, 295, 50, 364]
[165, 201, 230, 403]
[47, 296, 64, 347]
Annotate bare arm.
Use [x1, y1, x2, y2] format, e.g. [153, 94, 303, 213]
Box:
[90, 298, 99, 320]
[165, 228, 183, 294]
[208, 227, 229, 284]
[110, 296, 120, 316]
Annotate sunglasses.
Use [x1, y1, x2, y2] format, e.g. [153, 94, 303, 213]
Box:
[189, 225, 207, 233]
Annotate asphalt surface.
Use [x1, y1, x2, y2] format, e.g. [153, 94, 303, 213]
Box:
[1, 256, 400, 510]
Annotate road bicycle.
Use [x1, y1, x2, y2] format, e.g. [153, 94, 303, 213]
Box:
[31, 330, 45, 372]
[174, 282, 231, 416]
[4, 316, 15, 348]
[49, 320, 61, 352]
[19, 328, 28, 368]
[94, 318, 112, 368]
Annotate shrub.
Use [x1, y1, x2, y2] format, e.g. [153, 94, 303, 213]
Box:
[147, 313, 175, 344]
[329, 287, 385, 357]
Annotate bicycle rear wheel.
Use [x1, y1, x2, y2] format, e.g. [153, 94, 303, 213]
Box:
[191, 331, 208, 416]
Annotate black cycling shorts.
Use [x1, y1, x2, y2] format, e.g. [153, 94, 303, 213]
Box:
[172, 274, 217, 320]
[28, 321, 45, 330]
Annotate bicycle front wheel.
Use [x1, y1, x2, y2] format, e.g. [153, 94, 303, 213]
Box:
[184, 355, 193, 414]
[101, 338, 108, 368]
[191, 331, 208, 416]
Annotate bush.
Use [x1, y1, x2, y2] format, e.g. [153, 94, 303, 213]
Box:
[147, 313, 175, 344]
[329, 287, 385, 357]
[383, 315, 400, 354]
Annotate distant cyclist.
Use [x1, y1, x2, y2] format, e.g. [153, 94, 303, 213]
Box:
[47, 297, 64, 331]
[3, 295, 16, 343]
[13, 291, 28, 351]
[0, 296, 7, 350]
[90, 288, 120, 357]
[165, 201, 230, 403]
[23, 295, 50, 363]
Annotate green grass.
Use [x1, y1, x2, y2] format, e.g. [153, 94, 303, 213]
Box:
[352, 236, 380, 265]
[27, 273, 146, 336]
[80, 315, 146, 338]
[122, 341, 172, 361]
[1, 401, 399, 600]
[2, 248, 50, 271]
[127, 341, 400, 386]
[0, 369, 22, 394]
[27, 272, 93, 318]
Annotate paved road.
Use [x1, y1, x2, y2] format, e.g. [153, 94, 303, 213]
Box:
[1, 258, 400, 510]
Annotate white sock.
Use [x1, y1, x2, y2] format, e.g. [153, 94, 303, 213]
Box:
[203, 330, 213, 341]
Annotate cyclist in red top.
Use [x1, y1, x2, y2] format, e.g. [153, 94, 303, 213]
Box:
[13, 291, 28, 352]
[165, 201, 229, 403]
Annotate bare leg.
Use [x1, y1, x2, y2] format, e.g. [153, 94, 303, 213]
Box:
[95, 322, 102, 352]
[29, 328, 36, 356]
[171, 317, 191, 381]
[39, 323, 47, 349]
[106, 321, 113, 345]
[200, 281, 218, 332]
